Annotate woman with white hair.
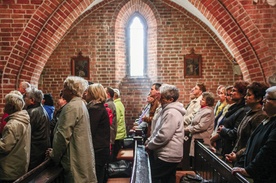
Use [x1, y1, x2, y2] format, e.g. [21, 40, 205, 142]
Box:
[0, 90, 31, 182]
[47, 76, 97, 183]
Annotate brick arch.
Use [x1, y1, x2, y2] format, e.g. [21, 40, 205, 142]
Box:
[162, 0, 234, 63]
[113, 0, 159, 82]
[188, 0, 271, 82]
[1, 0, 94, 98]
[162, 0, 274, 83]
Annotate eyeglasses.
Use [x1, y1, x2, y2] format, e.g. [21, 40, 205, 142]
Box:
[263, 96, 276, 101]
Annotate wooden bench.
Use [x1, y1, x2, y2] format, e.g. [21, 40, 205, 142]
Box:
[107, 178, 130, 183]
[193, 140, 250, 183]
[13, 136, 149, 183]
[116, 148, 134, 161]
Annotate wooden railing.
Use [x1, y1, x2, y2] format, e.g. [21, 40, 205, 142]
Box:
[13, 135, 151, 183]
[13, 158, 64, 183]
[194, 140, 250, 183]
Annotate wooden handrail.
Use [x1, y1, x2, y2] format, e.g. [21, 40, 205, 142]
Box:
[194, 140, 250, 183]
[13, 158, 63, 183]
[14, 134, 151, 183]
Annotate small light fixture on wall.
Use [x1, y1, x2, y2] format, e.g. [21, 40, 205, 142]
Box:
[232, 58, 242, 75]
[253, 0, 276, 6]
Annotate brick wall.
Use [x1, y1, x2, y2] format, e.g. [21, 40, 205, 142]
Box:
[42, 0, 235, 128]
[0, 0, 275, 128]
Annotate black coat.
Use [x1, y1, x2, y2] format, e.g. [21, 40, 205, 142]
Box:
[244, 116, 276, 183]
[219, 100, 249, 155]
[26, 103, 50, 170]
[87, 102, 110, 149]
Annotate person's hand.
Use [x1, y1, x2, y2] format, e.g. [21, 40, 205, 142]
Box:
[142, 116, 146, 121]
[145, 145, 152, 155]
[145, 145, 149, 153]
[225, 152, 236, 163]
[232, 167, 250, 177]
[184, 127, 189, 132]
[147, 96, 154, 103]
[45, 148, 53, 158]
[217, 125, 224, 133]
[211, 141, 216, 148]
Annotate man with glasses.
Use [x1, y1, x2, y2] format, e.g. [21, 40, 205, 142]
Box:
[232, 86, 276, 183]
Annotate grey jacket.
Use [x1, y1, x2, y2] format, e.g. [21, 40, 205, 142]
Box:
[148, 101, 186, 163]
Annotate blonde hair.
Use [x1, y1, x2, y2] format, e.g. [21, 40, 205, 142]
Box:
[87, 83, 107, 103]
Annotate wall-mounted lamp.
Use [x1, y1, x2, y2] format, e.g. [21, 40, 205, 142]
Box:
[253, 0, 276, 6]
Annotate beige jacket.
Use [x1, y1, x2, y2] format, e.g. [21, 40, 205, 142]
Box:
[0, 110, 31, 181]
[184, 95, 202, 127]
[51, 97, 97, 183]
[187, 106, 214, 156]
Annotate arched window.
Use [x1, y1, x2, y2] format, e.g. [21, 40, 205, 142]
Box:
[126, 13, 148, 77]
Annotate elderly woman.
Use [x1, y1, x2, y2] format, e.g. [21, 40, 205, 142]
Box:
[0, 91, 31, 182]
[85, 83, 110, 183]
[146, 84, 185, 183]
[47, 76, 97, 183]
[185, 92, 215, 157]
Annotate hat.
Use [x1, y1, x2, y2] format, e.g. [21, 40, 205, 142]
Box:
[113, 89, 120, 96]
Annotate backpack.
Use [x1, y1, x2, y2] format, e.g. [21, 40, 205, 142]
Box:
[104, 103, 113, 125]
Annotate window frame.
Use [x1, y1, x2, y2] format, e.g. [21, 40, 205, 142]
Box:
[125, 13, 148, 77]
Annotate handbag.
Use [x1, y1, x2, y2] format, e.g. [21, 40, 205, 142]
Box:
[180, 174, 206, 183]
[107, 160, 132, 178]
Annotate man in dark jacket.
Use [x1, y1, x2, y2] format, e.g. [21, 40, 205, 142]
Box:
[24, 87, 50, 170]
[105, 87, 117, 146]
[50, 91, 67, 146]
[232, 86, 276, 183]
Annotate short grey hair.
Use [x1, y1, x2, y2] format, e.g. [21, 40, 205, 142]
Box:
[21, 81, 31, 89]
[64, 76, 88, 97]
[160, 84, 179, 102]
[5, 90, 25, 111]
[202, 92, 215, 106]
[25, 87, 44, 103]
[266, 86, 276, 99]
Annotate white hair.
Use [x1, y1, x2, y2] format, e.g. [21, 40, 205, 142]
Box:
[266, 86, 276, 99]
[64, 76, 88, 97]
[5, 90, 25, 111]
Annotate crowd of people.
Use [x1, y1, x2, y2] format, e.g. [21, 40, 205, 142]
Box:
[0, 77, 127, 183]
[0, 73, 276, 183]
